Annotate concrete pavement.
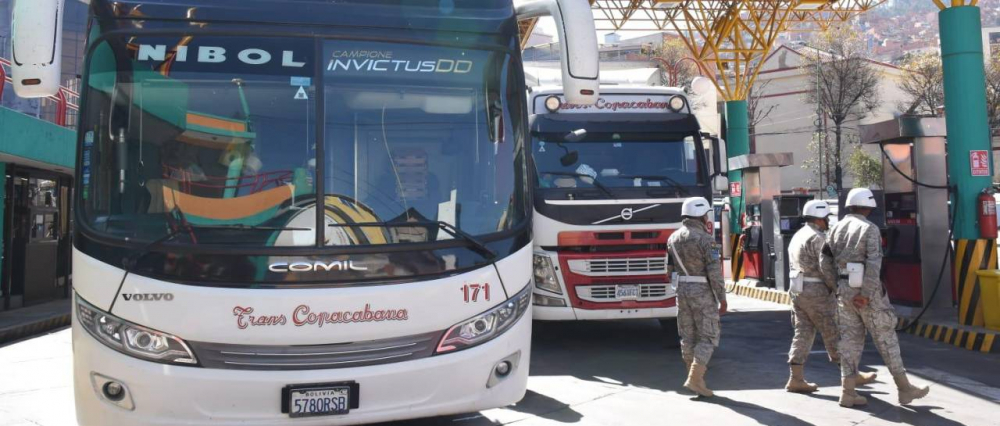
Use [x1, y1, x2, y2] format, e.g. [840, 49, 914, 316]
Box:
[1, 296, 997, 426]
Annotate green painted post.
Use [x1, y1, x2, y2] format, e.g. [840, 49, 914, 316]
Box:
[940, 6, 993, 325]
[940, 6, 991, 240]
[726, 100, 749, 235]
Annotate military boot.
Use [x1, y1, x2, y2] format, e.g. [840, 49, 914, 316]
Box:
[785, 365, 819, 393]
[684, 361, 714, 397]
[893, 373, 930, 405]
[855, 371, 878, 386]
[839, 376, 868, 408]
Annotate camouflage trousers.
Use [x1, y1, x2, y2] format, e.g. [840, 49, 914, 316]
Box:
[837, 289, 906, 378]
[677, 282, 721, 366]
[788, 282, 839, 365]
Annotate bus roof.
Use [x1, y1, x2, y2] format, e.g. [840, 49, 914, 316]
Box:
[97, 0, 515, 34]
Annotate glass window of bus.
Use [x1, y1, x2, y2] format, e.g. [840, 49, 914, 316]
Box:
[532, 133, 702, 190]
[321, 41, 526, 245]
[79, 36, 318, 246]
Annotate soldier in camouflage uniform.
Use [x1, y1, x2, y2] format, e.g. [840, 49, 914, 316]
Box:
[785, 200, 840, 393]
[786, 201, 878, 394]
[819, 188, 929, 408]
[668, 197, 726, 398]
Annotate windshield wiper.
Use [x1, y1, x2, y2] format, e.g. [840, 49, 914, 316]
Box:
[109, 226, 190, 312]
[539, 171, 617, 199]
[614, 174, 690, 196]
[328, 221, 497, 260]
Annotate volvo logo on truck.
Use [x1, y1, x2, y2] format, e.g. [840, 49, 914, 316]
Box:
[269, 260, 369, 273]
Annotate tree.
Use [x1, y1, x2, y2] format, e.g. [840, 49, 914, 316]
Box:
[898, 52, 945, 116]
[747, 80, 777, 153]
[653, 37, 700, 89]
[801, 133, 836, 191]
[847, 146, 882, 188]
[804, 26, 882, 192]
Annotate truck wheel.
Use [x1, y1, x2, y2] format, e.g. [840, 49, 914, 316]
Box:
[658, 318, 680, 348]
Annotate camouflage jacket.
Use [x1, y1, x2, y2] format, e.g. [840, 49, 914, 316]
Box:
[668, 218, 726, 304]
[788, 222, 835, 292]
[819, 213, 883, 300]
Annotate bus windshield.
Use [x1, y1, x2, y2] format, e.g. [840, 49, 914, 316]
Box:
[79, 36, 525, 248]
[532, 134, 701, 192]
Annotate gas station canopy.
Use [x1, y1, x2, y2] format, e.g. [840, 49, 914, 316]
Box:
[520, 0, 885, 100]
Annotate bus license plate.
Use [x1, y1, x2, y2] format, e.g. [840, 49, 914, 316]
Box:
[288, 386, 350, 418]
[616, 285, 639, 300]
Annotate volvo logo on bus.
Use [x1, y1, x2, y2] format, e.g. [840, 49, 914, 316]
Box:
[621, 208, 634, 221]
[269, 261, 369, 273]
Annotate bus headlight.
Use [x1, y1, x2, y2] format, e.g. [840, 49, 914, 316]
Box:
[435, 285, 531, 354]
[76, 295, 198, 365]
[533, 254, 562, 294]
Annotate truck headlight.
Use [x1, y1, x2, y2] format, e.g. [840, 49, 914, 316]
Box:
[436, 285, 531, 354]
[76, 295, 198, 365]
[533, 254, 562, 294]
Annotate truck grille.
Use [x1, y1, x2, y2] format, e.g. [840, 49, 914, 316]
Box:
[576, 284, 674, 303]
[188, 331, 442, 371]
[567, 257, 667, 276]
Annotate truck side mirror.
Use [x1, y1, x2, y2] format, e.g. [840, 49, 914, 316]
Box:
[11, 0, 65, 98]
[711, 136, 728, 175]
[713, 175, 729, 193]
[515, 0, 599, 105]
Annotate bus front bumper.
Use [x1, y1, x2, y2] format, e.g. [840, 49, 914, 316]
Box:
[73, 313, 531, 426]
[533, 304, 677, 321]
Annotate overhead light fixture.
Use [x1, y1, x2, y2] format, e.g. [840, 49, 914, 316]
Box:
[652, 0, 685, 9]
[794, 0, 834, 10]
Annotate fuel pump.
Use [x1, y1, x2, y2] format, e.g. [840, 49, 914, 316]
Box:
[776, 194, 818, 291]
[729, 153, 794, 290]
[860, 117, 951, 311]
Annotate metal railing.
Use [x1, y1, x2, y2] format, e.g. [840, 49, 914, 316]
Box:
[0, 57, 80, 129]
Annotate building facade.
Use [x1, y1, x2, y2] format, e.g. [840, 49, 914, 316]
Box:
[0, 0, 87, 312]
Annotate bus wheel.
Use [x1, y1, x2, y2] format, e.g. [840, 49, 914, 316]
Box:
[658, 318, 680, 348]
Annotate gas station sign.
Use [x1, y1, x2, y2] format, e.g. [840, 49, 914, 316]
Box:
[730, 182, 742, 197]
[970, 150, 990, 176]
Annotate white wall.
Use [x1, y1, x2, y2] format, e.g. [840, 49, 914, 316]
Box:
[752, 45, 911, 193]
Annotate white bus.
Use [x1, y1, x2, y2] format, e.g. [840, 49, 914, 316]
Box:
[10, 0, 599, 424]
[527, 86, 724, 332]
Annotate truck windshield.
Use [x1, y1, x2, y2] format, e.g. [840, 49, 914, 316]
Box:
[532, 135, 701, 191]
[79, 36, 525, 248]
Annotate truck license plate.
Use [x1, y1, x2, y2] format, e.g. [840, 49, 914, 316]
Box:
[287, 386, 351, 418]
[616, 285, 639, 300]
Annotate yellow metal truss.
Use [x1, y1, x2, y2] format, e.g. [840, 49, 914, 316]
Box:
[518, 0, 883, 100]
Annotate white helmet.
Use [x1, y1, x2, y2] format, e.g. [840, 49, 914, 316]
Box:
[802, 200, 830, 219]
[845, 188, 877, 208]
[681, 197, 712, 217]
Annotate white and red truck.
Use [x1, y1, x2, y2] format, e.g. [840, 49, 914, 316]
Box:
[528, 86, 725, 332]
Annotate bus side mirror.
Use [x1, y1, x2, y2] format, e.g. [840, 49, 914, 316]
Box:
[11, 0, 65, 98]
[515, 0, 599, 105]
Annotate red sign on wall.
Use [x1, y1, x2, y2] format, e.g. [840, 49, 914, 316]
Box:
[730, 182, 742, 197]
[971, 150, 990, 176]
